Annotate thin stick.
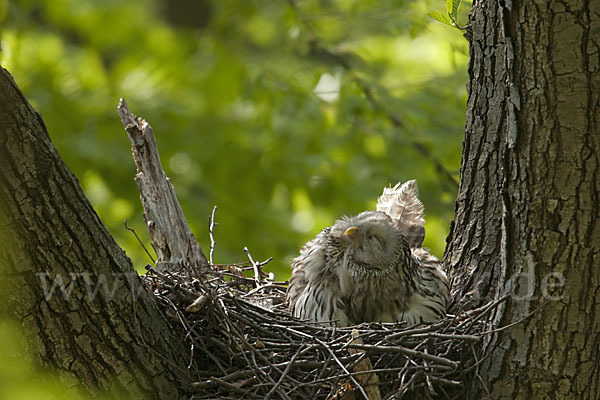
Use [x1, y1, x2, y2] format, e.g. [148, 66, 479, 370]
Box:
[422, 347, 435, 396]
[412, 332, 482, 342]
[264, 345, 303, 400]
[347, 343, 459, 368]
[479, 304, 544, 335]
[456, 294, 510, 329]
[244, 246, 262, 288]
[124, 219, 155, 263]
[314, 337, 370, 400]
[210, 376, 252, 396]
[209, 205, 218, 265]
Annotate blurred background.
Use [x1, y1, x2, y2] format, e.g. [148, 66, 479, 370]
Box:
[1, 0, 468, 396]
[1, 0, 467, 279]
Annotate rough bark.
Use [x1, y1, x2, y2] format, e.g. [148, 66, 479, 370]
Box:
[117, 99, 209, 274]
[445, 0, 600, 398]
[0, 67, 192, 399]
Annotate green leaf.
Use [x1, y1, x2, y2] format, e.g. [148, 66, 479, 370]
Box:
[428, 11, 454, 27]
[447, 0, 462, 21]
[446, 0, 453, 15]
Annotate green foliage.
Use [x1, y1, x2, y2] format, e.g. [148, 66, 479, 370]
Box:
[428, 0, 471, 29]
[447, 0, 461, 21]
[1, 0, 467, 281]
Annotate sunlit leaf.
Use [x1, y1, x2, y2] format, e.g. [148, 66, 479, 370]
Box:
[452, 0, 463, 20]
[428, 11, 454, 27]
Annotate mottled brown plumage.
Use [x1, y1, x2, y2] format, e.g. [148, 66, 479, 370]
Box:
[287, 180, 449, 327]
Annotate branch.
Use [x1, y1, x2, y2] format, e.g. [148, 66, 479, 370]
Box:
[117, 98, 209, 273]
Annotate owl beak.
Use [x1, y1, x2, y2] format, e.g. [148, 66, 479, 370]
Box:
[343, 226, 360, 245]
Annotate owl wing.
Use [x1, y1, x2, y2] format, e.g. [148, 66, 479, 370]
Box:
[378, 180, 449, 323]
[287, 229, 350, 326]
[402, 248, 450, 324]
[376, 180, 426, 248]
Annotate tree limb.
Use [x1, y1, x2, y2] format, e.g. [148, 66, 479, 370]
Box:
[117, 98, 209, 273]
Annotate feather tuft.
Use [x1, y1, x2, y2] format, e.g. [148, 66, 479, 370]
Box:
[376, 180, 426, 248]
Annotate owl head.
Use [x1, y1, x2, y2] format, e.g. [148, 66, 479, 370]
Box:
[331, 211, 406, 271]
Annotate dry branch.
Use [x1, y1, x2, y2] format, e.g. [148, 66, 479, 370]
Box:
[117, 98, 209, 273]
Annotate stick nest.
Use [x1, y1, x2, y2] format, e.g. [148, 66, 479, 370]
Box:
[143, 257, 502, 400]
[118, 102, 500, 398]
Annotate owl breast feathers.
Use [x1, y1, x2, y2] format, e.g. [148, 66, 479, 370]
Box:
[286, 180, 449, 327]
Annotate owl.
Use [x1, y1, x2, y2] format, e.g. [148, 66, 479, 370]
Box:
[286, 180, 449, 327]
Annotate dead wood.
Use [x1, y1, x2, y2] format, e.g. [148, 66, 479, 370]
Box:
[117, 99, 209, 274]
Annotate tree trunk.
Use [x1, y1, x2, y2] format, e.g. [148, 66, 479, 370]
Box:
[3, 0, 599, 396]
[0, 67, 192, 399]
[445, 0, 600, 398]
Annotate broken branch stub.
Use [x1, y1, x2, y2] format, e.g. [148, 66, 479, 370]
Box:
[117, 98, 209, 273]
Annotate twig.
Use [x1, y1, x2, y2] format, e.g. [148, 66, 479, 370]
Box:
[314, 337, 370, 400]
[347, 343, 459, 368]
[209, 205, 218, 265]
[423, 347, 435, 396]
[265, 345, 304, 399]
[456, 294, 510, 329]
[243, 246, 262, 288]
[479, 303, 544, 335]
[210, 376, 252, 396]
[412, 332, 481, 342]
[124, 219, 155, 263]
